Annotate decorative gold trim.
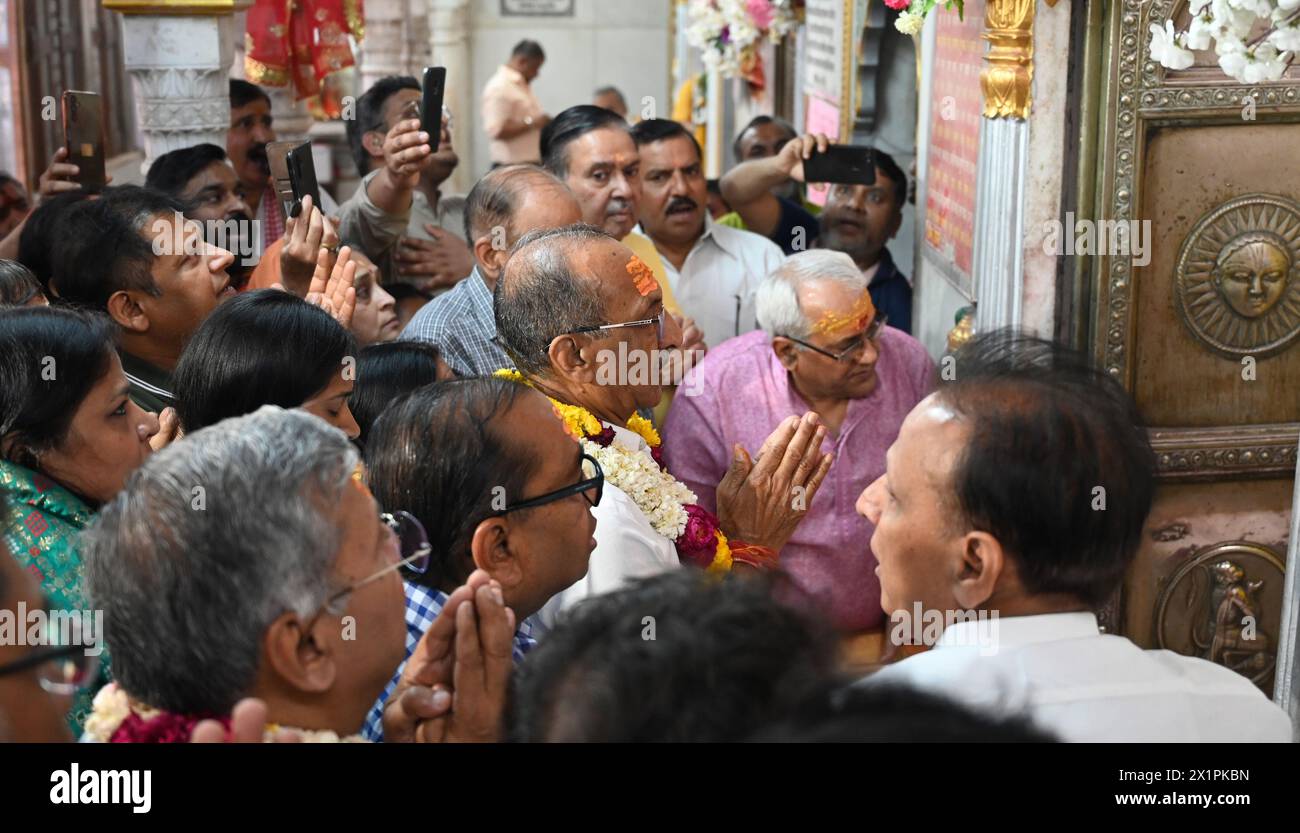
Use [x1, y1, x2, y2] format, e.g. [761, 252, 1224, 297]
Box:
[981, 0, 1035, 119]
[840, 0, 855, 141]
[102, 0, 251, 14]
[1150, 425, 1300, 480]
[343, 0, 364, 41]
[1091, 0, 1300, 481]
[245, 55, 290, 88]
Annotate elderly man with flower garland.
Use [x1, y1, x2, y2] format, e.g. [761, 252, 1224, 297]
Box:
[663, 250, 934, 633]
[81, 406, 514, 743]
[493, 224, 834, 626]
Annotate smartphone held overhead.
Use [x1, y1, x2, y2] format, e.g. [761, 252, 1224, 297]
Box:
[61, 91, 107, 193]
[803, 145, 877, 187]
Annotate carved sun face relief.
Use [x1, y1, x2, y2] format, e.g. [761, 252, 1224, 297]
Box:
[1175, 194, 1300, 359]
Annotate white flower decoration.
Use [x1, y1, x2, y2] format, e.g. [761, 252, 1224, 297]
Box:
[895, 10, 925, 36]
[1150, 21, 1196, 69]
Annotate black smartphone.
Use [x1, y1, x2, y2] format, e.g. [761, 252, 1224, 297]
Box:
[61, 91, 107, 192]
[421, 66, 447, 141]
[286, 142, 321, 216]
[266, 140, 298, 218]
[803, 144, 877, 186]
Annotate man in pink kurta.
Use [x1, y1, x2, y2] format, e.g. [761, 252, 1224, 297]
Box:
[663, 250, 934, 631]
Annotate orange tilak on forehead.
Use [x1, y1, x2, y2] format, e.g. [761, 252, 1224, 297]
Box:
[811, 291, 876, 337]
[626, 255, 658, 297]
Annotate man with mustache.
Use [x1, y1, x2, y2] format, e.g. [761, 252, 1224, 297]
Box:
[146, 144, 256, 290]
[719, 133, 913, 334]
[541, 105, 707, 365]
[631, 119, 784, 349]
[227, 80, 339, 253]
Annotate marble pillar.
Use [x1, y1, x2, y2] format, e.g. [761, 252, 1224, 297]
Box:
[105, 1, 249, 173]
[428, 0, 471, 194]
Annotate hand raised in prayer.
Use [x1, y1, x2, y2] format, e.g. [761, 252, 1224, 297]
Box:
[383, 117, 434, 186]
[304, 243, 357, 330]
[381, 569, 515, 743]
[278, 194, 333, 297]
[780, 133, 832, 184]
[393, 224, 474, 290]
[715, 412, 834, 554]
[190, 698, 301, 743]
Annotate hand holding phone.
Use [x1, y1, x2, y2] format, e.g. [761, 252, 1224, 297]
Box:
[803, 144, 877, 187]
[421, 67, 447, 142]
[61, 91, 107, 193]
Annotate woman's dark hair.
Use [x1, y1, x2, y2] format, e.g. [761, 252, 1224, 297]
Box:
[0, 306, 116, 471]
[364, 378, 536, 592]
[0, 260, 44, 306]
[506, 571, 838, 743]
[172, 289, 356, 433]
[349, 341, 444, 448]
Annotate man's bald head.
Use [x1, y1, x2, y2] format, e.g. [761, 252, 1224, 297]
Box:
[494, 224, 617, 375]
[463, 164, 577, 244]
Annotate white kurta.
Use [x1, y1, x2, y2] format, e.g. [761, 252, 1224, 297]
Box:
[537, 423, 680, 629]
[864, 611, 1292, 742]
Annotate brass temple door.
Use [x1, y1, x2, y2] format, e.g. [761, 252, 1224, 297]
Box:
[1088, 0, 1300, 695]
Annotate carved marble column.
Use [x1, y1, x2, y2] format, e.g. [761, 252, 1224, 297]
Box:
[428, 0, 470, 193]
[104, 0, 250, 173]
[971, 0, 1035, 334]
[360, 0, 432, 98]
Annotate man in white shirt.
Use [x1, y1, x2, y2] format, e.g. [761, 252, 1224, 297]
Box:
[481, 40, 549, 166]
[631, 119, 784, 348]
[856, 331, 1292, 743]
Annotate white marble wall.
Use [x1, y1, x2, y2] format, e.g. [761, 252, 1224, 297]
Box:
[465, 0, 671, 178]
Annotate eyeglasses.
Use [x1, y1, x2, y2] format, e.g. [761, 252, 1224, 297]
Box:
[489, 452, 604, 516]
[0, 637, 101, 696]
[566, 309, 665, 344]
[786, 313, 889, 363]
[316, 510, 431, 617]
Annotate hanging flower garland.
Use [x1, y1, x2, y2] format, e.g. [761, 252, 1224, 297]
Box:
[84, 683, 368, 743]
[686, 0, 801, 84]
[1149, 0, 1300, 83]
[495, 369, 779, 574]
[890, 0, 965, 36]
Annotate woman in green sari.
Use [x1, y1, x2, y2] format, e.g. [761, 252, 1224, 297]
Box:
[0, 306, 161, 733]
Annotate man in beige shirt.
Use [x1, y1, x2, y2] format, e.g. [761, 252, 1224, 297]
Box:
[481, 40, 549, 166]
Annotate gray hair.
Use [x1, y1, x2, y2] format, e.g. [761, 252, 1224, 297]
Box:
[82, 406, 359, 714]
[755, 249, 867, 341]
[493, 224, 611, 375]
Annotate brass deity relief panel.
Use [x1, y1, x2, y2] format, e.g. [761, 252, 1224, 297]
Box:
[1175, 194, 1300, 359]
[1155, 541, 1286, 694]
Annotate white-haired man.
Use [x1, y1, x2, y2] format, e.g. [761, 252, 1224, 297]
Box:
[662, 249, 934, 632]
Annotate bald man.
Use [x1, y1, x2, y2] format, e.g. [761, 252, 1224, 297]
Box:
[400, 165, 582, 376]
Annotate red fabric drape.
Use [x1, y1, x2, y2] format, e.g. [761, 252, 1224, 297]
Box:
[245, 0, 364, 118]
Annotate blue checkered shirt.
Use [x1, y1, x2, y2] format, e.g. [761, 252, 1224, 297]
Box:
[361, 580, 537, 742]
[399, 267, 513, 377]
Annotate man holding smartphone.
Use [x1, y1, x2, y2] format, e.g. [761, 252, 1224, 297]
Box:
[720, 134, 913, 334]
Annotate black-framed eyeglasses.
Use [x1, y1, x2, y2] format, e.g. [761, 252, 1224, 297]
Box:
[489, 452, 603, 516]
[785, 314, 888, 363]
[0, 641, 101, 695]
[566, 309, 665, 344]
[314, 510, 431, 619]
